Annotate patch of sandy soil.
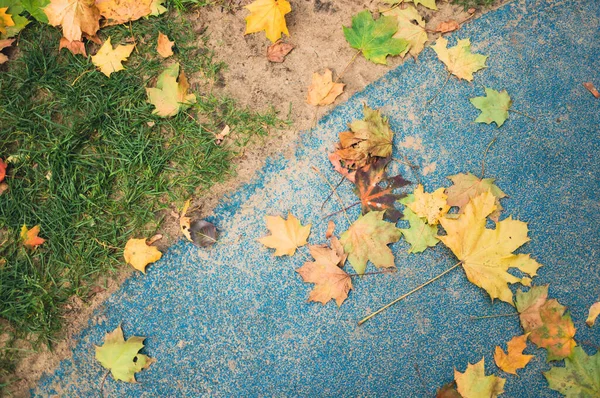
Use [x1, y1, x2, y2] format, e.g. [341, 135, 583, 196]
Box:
[3, 0, 509, 396]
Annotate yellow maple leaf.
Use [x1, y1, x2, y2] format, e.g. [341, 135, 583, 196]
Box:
[493, 334, 534, 375]
[306, 69, 345, 106]
[123, 238, 162, 273]
[156, 32, 174, 58]
[244, 0, 291, 43]
[438, 192, 542, 304]
[44, 0, 100, 42]
[454, 358, 505, 398]
[296, 243, 352, 306]
[20, 224, 46, 249]
[431, 37, 487, 81]
[91, 37, 134, 77]
[95, 0, 152, 26]
[587, 301, 600, 327]
[0, 8, 15, 36]
[258, 213, 311, 256]
[146, 63, 196, 117]
[406, 184, 450, 225]
[383, 5, 428, 58]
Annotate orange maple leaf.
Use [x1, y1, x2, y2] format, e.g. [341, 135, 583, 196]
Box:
[0, 158, 7, 182]
[44, 0, 100, 42]
[20, 225, 46, 249]
[306, 69, 345, 106]
[493, 334, 534, 375]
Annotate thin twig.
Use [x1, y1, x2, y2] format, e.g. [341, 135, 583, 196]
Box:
[347, 269, 396, 277]
[414, 363, 429, 396]
[71, 69, 94, 86]
[321, 175, 346, 210]
[358, 261, 462, 325]
[323, 201, 360, 219]
[312, 166, 351, 225]
[99, 369, 110, 398]
[392, 156, 421, 185]
[508, 108, 536, 121]
[480, 136, 497, 179]
[426, 71, 451, 104]
[129, 21, 138, 53]
[93, 238, 119, 251]
[470, 313, 519, 321]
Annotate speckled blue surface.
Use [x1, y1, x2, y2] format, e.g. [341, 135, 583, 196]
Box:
[34, 0, 599, 396]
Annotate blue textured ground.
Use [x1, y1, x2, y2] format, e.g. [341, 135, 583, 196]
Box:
[34, 0, 599, 396]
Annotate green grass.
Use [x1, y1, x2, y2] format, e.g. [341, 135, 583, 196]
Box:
[451, 0, 495, 9]
[0, 11, 282, 387]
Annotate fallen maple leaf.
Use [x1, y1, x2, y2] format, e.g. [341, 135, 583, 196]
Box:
[382, 5, 428, 58]
[454, 358, 505, 398]
[258, 213, 311, 256]
[0, 158, 6, 182]
[0, 7, 15, 35]
[267, 40, 294, 62]
[583, 82, 600, 99]
[436, 20, 460, 33]
[399, 195, 439, 253]
[438, 192, 542, 304]
[244, 0, 291, 43]
[296, 244, 352, 306]
[340, 211, 401, 275]
[59, 37, 87, 56]
[470, 88, 512, 127]
[95, 0, 152, 26]
[44, 0, 100, 42]
[406, 184, 449, 225]
[445, 172, 506, 222]
[95, 325, 154, 383]
[587, 301, 600, 327]
[0, 38, 14, 64]
[334, 105, 394, 169]
[149, 0, 165, 15]
[123, 238, 162, 273]
[494, 334, 534, 375]
[528, 299, 577, 361]
[431, 37, 487, 81]
[146, 63, 197, 117]
[515, 285, 549, 332]
[343, 10, 408, 65]
[20, 224, 45, 249]
[436, 382, 461, 398]
[380, 0, 437, 10]
[544, 346, 600, 397]
[327, 152, 356, 183]
[156, 32, 173, 58]
[354, 157, 410, 222]
[306, 69, 345, 106]
[91, 37, 134, 77]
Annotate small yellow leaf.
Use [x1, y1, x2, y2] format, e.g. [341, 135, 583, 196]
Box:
[258, 213, 311, 256]
[20, 225, 46, 249]
[586, 301, 600, 327]
[493, 334, 534, 375]
[382, 5, 428, 58]
[244, 0, 291, 43]
[91, 37, 134, 77]
[431, 37, 487, 81]
[0, 8, 15, 36]
[454, 358, 505, 398]
[406, 184, 449, 225]
[306, 69, 345, 106]
[156, 32, 174, 58]
[124, 238, 162, 273]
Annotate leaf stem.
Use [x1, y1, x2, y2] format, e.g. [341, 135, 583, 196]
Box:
[470, 312, 519, 321]
[347, 269, 396, 277]
[321, 175, 346, 210]
[312, 166, 352, 225]
[508, 108, 536, 121]
[322, 201, 361, 219]
[426, 71, 451, 104]
[479, 136, 497, 179]
[99, 369, 110, 398]
[358, 261, 462, 325]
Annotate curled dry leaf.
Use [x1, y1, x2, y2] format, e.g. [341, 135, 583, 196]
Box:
[123, 238, 162, 273]
[156, 32, 174, 58]
[0, 39, 15, 64]
[267, 40, 294, 62]
[583, 82, 600, 98]
[214, 125, 230, 145]
[325, 220, 335, 239]
[0, 182, 8, 196]
[91, 37, 134, 77]
[587, 301, 600, 327]
[307, 69, 345, 106]
[258, 213, 311, 256]
[59, 37, 87, 56]
[435, 20, 460, 33]
[20, 225, 46, 249]
[296, 244, 352, 306]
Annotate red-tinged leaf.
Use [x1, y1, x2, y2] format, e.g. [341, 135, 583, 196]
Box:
[20, 225, 46, 249]
[354, 157, 410, 222]
[328, 152, 356, 182]
[583, 82, 600, 98]
[0, 158, 6, 182]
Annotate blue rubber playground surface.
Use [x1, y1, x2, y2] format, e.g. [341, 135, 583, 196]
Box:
[34, 0, 599, 396]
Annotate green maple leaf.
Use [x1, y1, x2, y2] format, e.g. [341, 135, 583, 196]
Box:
[399, 195, 439, 253]
[343, 10, 408, 65]
[95, 325, 154, 383]
[146, 63, 197, 118]
[339, 211, 401, 274]
[470, 88, 512, 127]
[20, 0, 49, 22]
[544, 346, 600, 397]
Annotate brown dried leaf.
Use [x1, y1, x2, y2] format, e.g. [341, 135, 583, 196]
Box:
[59, 37, 87, 56]
[156, 32, 174, 58]
[583, 82, 600, 98]
[307, 68, 345, 106]
[435, 20, 459, 33]
[267, 40, 294, 62]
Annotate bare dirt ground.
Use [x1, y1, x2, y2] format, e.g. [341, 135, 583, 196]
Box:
[4, 0, 509, 395]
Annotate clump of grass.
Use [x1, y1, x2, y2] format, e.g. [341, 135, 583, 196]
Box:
[0, 11, 282, 386]
[451, 0, 495, 10]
